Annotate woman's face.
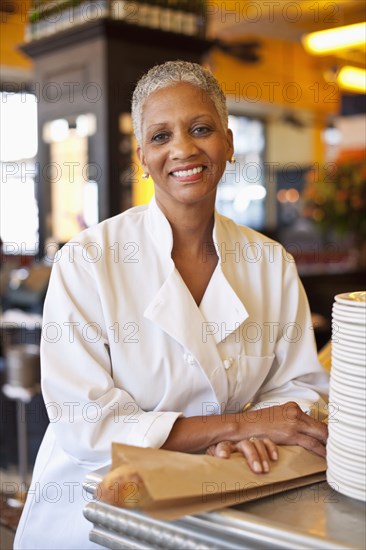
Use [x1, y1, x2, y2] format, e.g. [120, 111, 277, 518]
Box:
[137, 82, 234, 212]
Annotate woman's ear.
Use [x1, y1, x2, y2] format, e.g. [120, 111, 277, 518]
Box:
[226, 129, 234, 161]
[137, 147, 148, 173]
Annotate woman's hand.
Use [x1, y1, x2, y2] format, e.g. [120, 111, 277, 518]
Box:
[206, 401, 328, 474]
[235, 401, 328, 458]
[206, 437, 278, 474]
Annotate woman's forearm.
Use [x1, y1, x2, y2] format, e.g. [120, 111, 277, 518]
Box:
[161, 413, 240, 452]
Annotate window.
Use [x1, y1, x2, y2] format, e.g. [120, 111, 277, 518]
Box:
[43, 114, 98, 244]
[0, 92, 38, 254]
[217, 115, 266, 229]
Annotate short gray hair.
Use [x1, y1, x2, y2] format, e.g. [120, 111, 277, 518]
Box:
[131, 60, 228, 146]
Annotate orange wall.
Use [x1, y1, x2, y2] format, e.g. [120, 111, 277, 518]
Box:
[210, 40, 339, 116]
[0, 0, 32, 69]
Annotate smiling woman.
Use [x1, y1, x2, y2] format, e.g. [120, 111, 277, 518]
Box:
[14, 61, 329, 550]
[132, 62, 234, 306]
[136, 82, 233, 213]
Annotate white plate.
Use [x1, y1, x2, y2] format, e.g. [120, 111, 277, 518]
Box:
[330, 378, 366, 390]
[331, 358, 366, 374]
[331, 351, 366, 367]
[330, 368, 366, 386]
[331, 362, 366, 378]
[328, 403, 366, 423]
[332, 358, 365, 370]
[326, 471, 366, 501]
[328, 440, 365, 461]
[327, 466, 365, 492]
[332, 313, 366, 326]
[333, 340, 366, 351]
[332, 349, 366, 364]
[328, 426, 366, 446]
[332, 363, 366, 375]
[332, 333, 365, 345]
[327, 438, 366, 462]
[331, 409, 366, 428]
[332, 320, 366, 334]
[330, 366, 366, 383]
[332, 311, 366, 323]
[330, 374, 366, 390]
[332, 341, 366, 354]
[327, 456, 366, 480]
[333, 320, 366, 331]
[328, 420, 366, 438]
[330, 379, 366, 400]
[329, 423, 366, 445]
[335, 291, 366, 307]
[333, 341, 366, 352]
[328, 436, 366, 460]
[333, 302, 366, 314]
[329, 389, 366, 410]
[332, 331, 365, 344]
[333, 301, 366, 311]
[327, 444, 365, 466]
[327, 462, 366, 487]
[328, 407, 366, 424]
[330, 375, 366, 394]
[332, 325, 366, 338]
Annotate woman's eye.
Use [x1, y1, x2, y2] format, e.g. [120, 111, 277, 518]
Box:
[192, 126, 211, 136]
[151, 132, 169, 143]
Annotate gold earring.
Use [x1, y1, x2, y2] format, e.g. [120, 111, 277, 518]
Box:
[230, 156, 236, 165]
[142, 172, 149, 180]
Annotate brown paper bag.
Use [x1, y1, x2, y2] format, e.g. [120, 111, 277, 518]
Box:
[97, 443, 326, 519]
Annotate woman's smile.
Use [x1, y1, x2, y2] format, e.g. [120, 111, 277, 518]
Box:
[170, 163, 206, 183]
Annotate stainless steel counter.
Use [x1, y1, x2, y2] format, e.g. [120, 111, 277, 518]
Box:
[83, 467, 365, 550]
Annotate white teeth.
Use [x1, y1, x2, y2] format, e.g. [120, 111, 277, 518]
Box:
[172, 166, 204, 177]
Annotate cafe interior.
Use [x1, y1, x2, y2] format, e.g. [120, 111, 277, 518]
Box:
[0, 1, 365, 548]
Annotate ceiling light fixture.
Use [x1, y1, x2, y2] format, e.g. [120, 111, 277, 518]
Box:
[302, 22, 366, 54]
[337, 66, 366, 94]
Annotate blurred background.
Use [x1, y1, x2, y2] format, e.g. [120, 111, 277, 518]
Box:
[0, 0, 365, 533]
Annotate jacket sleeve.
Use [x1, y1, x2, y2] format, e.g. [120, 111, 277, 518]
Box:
[250, 256, 329, 414]
[41, 246, 181, 468]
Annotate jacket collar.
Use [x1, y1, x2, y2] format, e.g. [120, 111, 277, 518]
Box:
[146, 196, 174, 261]
[145, 196, 248, 345]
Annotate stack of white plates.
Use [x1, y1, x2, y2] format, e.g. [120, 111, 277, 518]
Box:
[327, 291, 366, 501]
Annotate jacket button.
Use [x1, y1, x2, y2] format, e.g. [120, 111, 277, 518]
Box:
[183, 352, 196, 365]
[223, 357, 234, 370]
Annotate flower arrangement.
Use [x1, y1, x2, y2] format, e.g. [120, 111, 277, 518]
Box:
[303, 155, 366, 239]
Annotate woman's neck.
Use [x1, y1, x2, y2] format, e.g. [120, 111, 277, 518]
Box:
[156, 198, 216, 258]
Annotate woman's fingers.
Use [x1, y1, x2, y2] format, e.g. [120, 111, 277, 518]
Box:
[285, 403, 328, 452]
[206, 440, 235, 459]
[302, 417, 328, 446]
[206, 438, 279, 474]
[294, 434, 327, 458]
[235, 438, 278, 473]
[257, 437, 279, 462]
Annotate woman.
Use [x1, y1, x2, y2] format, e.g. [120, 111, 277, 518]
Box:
[15, 61, 328, 549]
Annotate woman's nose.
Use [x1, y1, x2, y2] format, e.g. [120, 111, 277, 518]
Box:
[170, 133, 198, 159]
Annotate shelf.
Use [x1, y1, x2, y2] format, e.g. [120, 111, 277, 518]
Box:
[21, 18, 212, 59]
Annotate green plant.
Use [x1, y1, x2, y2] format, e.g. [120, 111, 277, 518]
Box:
[303, 158, 366, 238]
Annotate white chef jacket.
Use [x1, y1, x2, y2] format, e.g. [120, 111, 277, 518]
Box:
[15, 197, 328, 549]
